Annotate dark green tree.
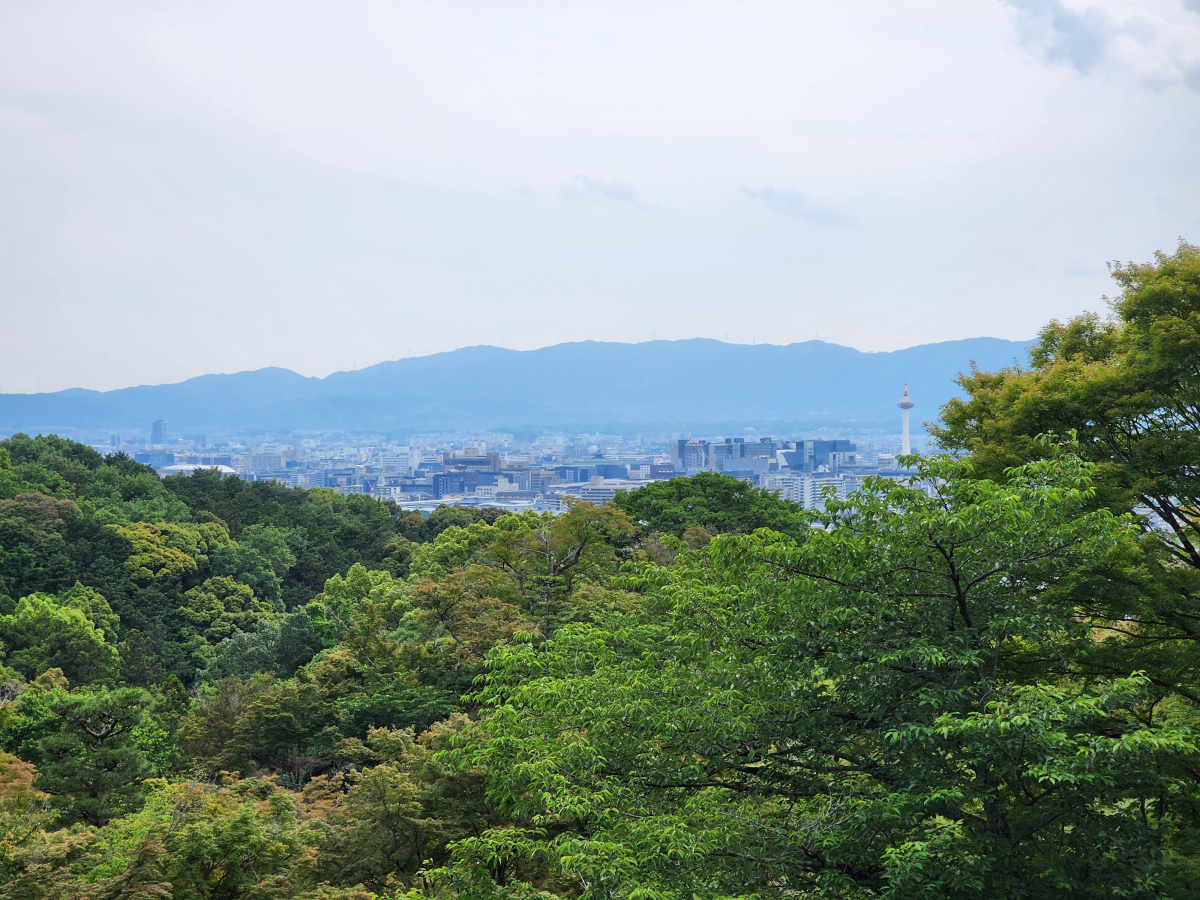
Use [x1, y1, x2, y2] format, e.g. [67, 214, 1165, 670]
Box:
[32, 687, 156, 825]
[612, 470, 805, 538]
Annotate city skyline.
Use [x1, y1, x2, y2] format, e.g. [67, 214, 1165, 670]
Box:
[99, 415, 928, 516]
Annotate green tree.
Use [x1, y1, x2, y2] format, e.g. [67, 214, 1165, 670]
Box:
[448, 453, 1198, 899]
[162, 782, 305, 900]
[484, 502, 634, 636]
[178, 576, 279, 649]
[306, 563, 411, 648]
[0, 494, 90, 602]
[398, 505, 506, 545]
[934, 240, 1200, 566]
[57, 582, 119, 644]
[0, 778, 311, 900]
[0, 593, 118, 684]
[932, 240, 1200, 727]
[612, 470, 805, 538]
[32, 687, 156, 825]
[161, 469, 409, 608]
[307, 716, 492, 892]
[197, 624, 283, 682]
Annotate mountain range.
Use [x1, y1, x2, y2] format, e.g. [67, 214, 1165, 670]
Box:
[0, 338, 1033, 436]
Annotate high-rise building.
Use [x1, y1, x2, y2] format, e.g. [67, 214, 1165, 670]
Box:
[151, 420, 167, 446]
[110, 433, 120, 448]
[897, 386, 914, 456]
[782, 440, 856, 473]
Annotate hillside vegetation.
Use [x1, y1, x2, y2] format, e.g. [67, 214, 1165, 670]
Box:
[0, 244, 1198, 898]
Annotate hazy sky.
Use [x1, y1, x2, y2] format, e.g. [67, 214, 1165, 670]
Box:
[2, 1, 1198, 393]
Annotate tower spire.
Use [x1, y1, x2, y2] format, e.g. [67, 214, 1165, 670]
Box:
[897, 385, 914, 456]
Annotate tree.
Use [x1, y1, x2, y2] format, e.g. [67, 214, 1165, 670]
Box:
[612, 470, 805, 538]
[31, 687, 156, 825]
[934, 240, 1200, 567]
[932, 240, 1200, 724]
[303, 716, 492, 892]
[178, 576, 279, 651]
[197, 625, 283, 683]
[409, 567, 531, 673]
[158, 781, 305, 900]
[484, 503, 635, 636]
[398, 505, 507, 544]
[450, 453, 1199, 898]
[107, 521, 210, 584]
[161, 470, 411, 608]
[0, 778, 310, 900]
[0, 593, 118, 684]
[0, 494, 89, 602]
[56, 582, 119, 644]
[305, 563, 411, 648]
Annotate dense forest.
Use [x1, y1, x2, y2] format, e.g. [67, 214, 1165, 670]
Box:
[1, 241, 1198, 898]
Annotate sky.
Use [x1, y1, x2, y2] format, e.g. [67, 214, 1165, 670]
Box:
[1, 1, 1198, 394]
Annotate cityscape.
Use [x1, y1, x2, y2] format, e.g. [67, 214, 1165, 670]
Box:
[102, 387, 928, 516]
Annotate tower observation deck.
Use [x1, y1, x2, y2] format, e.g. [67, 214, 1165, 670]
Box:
[897, 386, 914, 456]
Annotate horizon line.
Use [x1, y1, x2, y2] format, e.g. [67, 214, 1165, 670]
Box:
[2, 335, 1036, 398]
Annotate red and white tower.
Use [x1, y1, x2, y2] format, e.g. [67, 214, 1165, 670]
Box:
[897, 385, 915, 456]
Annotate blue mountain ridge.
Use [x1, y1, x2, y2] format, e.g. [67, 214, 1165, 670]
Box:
[0, 338, 1033, 435]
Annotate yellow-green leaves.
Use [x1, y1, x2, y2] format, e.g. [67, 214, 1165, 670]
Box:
[108, 521, 231, 583]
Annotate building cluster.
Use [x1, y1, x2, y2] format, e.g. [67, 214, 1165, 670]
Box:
[114, 405, 927, 515]
[669, 436, 917, 509]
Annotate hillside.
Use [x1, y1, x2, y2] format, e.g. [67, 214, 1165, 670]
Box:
[0, 337, 1032, 434]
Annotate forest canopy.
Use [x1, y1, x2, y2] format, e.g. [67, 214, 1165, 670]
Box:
[2, 243, 1200, 898]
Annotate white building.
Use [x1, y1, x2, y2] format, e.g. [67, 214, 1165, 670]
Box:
[759, 472, 848, 510]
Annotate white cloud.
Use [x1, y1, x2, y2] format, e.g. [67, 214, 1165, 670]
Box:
[1002, 0, 1200, 89]
[1003, 0, 1113, 73]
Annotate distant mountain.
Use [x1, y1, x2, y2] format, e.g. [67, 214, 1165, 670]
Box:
[0, 338, 1032, 436]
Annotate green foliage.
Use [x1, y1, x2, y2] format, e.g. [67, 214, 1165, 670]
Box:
[197, 623, 284, 682]
[612, 470, 806, 538]
[56, 582, 119, 642]
[303, 715, 496, 893]
[484, 503, 635, 637]
[7, 396, 1200, 898]
[334, 674, 456, 740]
[398, 504, 509, 545]
[934, 240, 1200, 565]
[409, 503, 634, 643]
[28, 687, 156, 825]
[0, 592, 118, 684]
[0, 778, 315, 899]
[0, 433, 424, 685]
[162, 466, 411, 606]
[178, 574, 281, 667]
[455, 453, 1198, 898]
[307, 562, 411, 646]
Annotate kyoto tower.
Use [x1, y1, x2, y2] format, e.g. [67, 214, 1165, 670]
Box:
[897, 385, 914, 456]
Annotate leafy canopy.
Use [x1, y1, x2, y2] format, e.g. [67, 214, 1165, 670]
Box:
[612, 470, 805, 538]
[934, 240, 1200, 567]
[449, 452, 1195, 899]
